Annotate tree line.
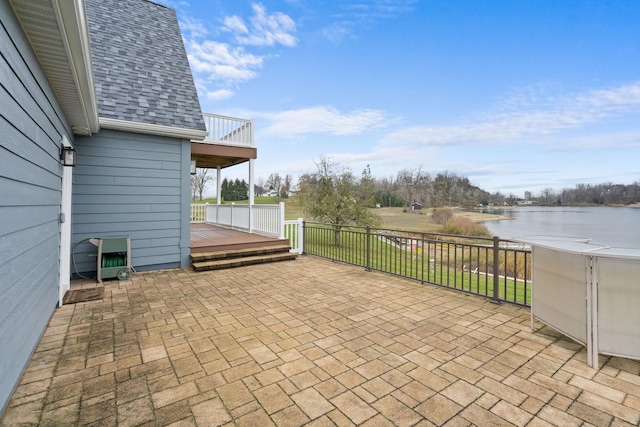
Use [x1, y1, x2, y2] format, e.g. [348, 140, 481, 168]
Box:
[373, 169, 639, 207]
[192, 163, 639, 208]
[372, 167, 493, 209]
[535, 182, 640, 206]
[190, 169, 249, 202]
[295, 159, 492, 241]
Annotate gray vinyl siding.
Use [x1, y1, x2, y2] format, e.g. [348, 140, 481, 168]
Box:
[0, 1, 72, 415]
[72, 129, 191, 275]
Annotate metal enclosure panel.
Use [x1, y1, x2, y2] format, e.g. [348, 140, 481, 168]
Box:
[596, 257, 640, 360]
[532, 247, 588, 344]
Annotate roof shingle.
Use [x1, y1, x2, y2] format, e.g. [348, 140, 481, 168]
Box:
[85, 0, 206, 132]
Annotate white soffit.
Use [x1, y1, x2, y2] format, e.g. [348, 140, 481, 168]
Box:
[9, 0, 99, 136]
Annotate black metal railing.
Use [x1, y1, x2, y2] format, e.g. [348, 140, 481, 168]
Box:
[303, 222, 532, 306]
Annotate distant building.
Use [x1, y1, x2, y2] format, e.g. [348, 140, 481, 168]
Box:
[525, 191, 532, 200]
[411, 203, 423, 210]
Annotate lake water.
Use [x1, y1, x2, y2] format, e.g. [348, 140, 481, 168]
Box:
[479, 206, 640, 249]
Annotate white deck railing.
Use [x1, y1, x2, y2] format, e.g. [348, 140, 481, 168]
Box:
[190, 203, 207, 223]
[202, 113, 254, 147]
[191, 203, 304, 254]
[284, 219, 304, 254]
[252, 204, 284, 237]
[200, 202, 284, 238]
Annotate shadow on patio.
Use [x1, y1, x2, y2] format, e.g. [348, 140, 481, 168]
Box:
[2, 256, 639, 426]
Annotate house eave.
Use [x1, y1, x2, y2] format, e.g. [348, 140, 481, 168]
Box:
[99, 117, 209, 140]
[9, 0, 99, 136]
[53, 0, 100, 135]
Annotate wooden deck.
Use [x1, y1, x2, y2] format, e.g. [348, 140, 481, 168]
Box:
[190, 223, 288, 254]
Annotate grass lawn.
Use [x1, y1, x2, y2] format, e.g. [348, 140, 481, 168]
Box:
[303, 224, 531, 305]
[374, 207, 441, 232]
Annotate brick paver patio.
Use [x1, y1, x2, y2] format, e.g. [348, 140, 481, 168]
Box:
[2, 256, 639, 426]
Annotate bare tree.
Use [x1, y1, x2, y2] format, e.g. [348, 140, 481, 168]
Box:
[282, 174, 293, 196]
[539, 187, 556, 205]
[396, 167, 430, 210]
[191, 168, 212, 200]
[255, 177, 266, 196]
[266, 173, 282, 195]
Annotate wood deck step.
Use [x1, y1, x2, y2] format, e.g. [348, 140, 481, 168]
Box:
[192, 252, 298, 272]
[191, 238, 290, 254]
[190, 244, 292, 263]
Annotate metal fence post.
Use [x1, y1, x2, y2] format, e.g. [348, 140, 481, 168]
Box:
[365, 226, 371, 271]
[421, 232, 425, 284]
[302, 220, 306, 254]
[492, 236, 501, 303]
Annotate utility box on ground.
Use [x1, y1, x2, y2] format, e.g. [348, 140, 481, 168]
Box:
[90, 236, 132, 283]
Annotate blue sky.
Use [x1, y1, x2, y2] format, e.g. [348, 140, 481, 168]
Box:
[159, 0, 640, 196]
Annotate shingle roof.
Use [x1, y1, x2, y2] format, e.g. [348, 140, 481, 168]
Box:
[85, 0, 206, 132]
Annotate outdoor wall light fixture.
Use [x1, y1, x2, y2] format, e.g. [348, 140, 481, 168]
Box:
[60, 144, 77, 167]
[191, 159, 197, 175]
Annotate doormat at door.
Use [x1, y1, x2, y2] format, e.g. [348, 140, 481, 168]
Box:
[63, 287, 104, 304]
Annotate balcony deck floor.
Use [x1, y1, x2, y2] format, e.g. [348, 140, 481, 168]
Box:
[191, 223, 287, 253]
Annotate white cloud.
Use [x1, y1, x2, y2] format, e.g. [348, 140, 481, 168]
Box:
[175, 3, 297, 103]
[204, 89, 235, 101]
[255, 81, 640, 188]
[259, 106, 391, 137]
[322, 0, 416, 42]
[223, 15, 249, 34]
[578, 82, 640, 111]
[322, 23, 352, 43]
[547, 131, 640, 151]
[179, 16, 210, 39]
[381, 81, 640, 147]
[223, 3, 297, 47]
[187, 40, 263, 82]
[345, 0, 418, 17]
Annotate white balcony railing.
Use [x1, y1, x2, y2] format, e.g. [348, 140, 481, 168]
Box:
[202, 113, 254, 147]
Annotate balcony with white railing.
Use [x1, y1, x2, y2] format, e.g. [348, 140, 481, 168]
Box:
[202, 113, 254, 147]
[192, 113, 257, 169]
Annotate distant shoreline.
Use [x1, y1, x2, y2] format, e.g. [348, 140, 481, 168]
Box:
[454, 210, 512, 223]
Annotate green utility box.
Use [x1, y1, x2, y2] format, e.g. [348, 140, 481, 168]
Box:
[89, 236, 132, 283]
